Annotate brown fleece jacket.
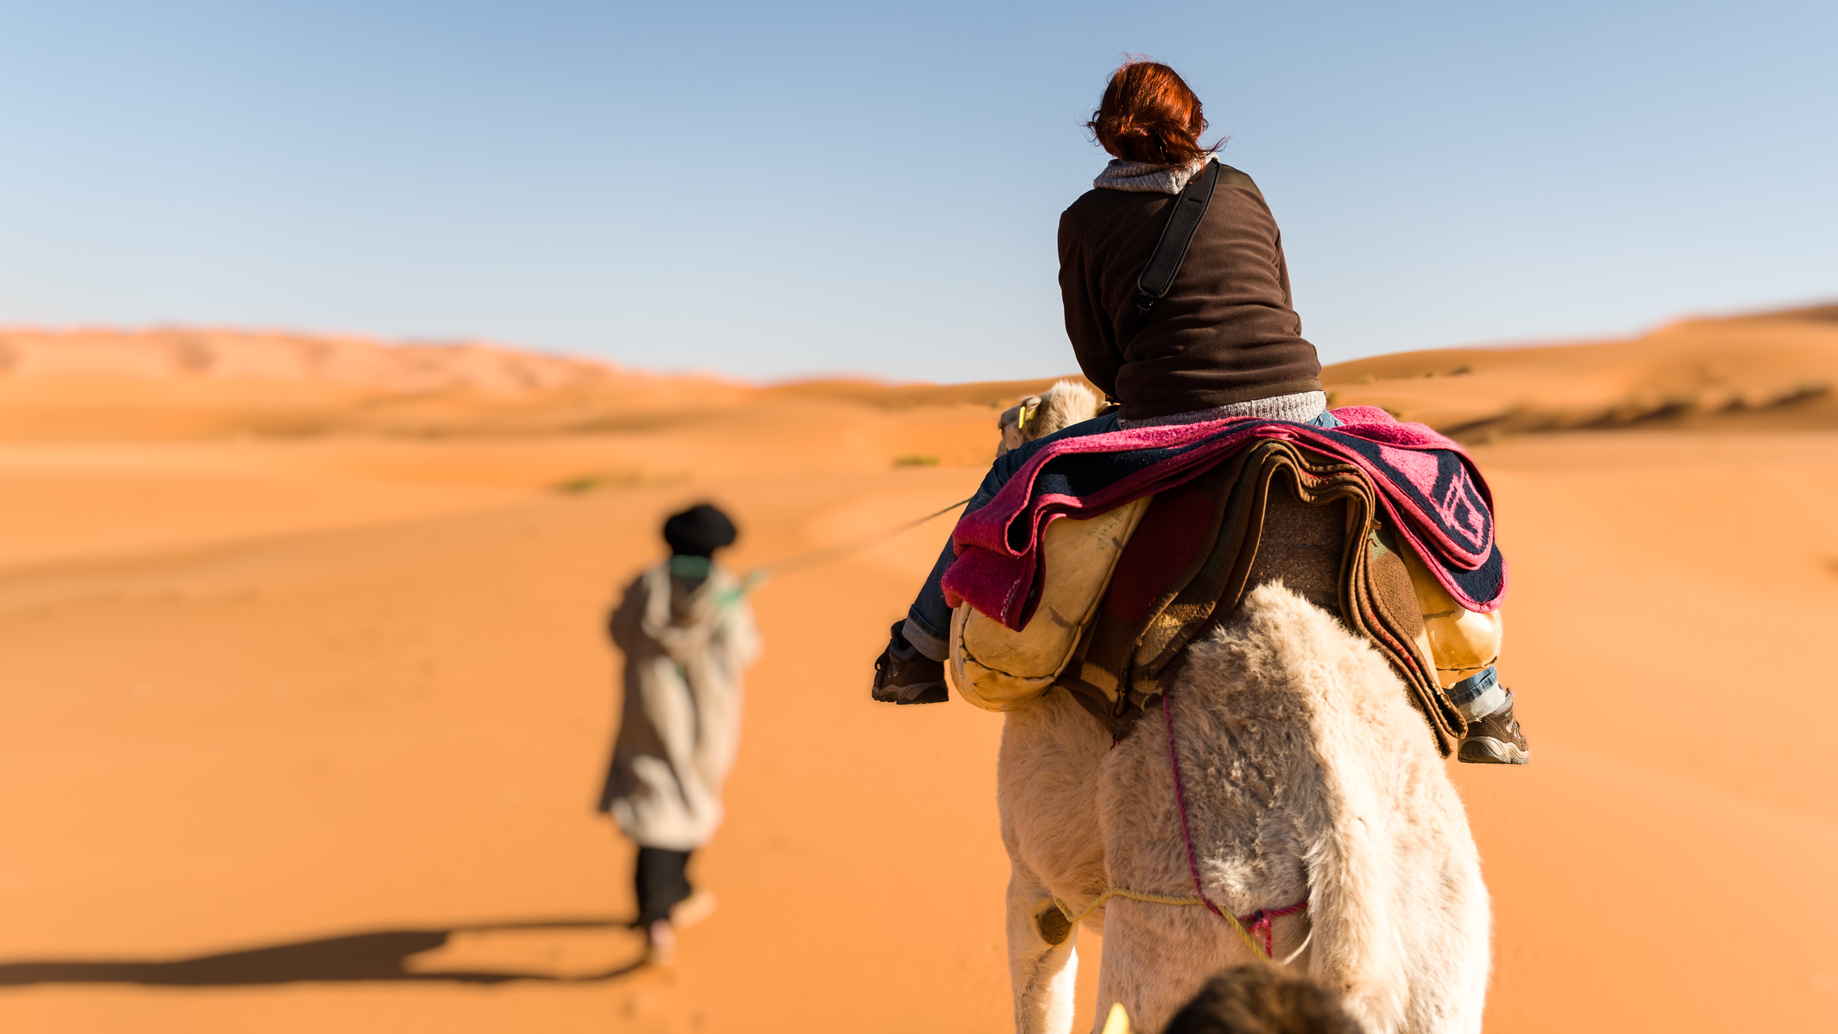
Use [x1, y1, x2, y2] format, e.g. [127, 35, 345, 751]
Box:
[1058, 163, 1323, 420]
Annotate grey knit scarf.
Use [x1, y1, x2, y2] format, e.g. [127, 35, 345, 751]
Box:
[1093, 154, 1216, 195]
[1116, 390, 1329, 429]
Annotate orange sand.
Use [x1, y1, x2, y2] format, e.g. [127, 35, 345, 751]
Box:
[0, 309, 1835, 1031]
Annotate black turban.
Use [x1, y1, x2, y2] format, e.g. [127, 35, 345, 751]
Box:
[662, 503, 737, 558]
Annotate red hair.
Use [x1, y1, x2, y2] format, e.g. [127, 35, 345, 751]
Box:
[1087, 61, 1210, 165]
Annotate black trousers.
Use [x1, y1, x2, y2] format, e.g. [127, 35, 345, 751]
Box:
[634, 846, 694, 925]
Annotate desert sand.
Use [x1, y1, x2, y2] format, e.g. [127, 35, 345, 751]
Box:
[0, 308, 1835, 1032]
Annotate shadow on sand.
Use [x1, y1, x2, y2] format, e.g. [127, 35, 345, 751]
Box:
[0, 918, 645, 987]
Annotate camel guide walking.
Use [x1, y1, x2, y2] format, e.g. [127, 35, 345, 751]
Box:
[599, 503, 761, 964]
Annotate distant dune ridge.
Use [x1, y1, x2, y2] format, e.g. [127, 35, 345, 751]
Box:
[1324, 303, 1838, 440]
[0, 328, 745, 438]
[0, 303, 1833, 439]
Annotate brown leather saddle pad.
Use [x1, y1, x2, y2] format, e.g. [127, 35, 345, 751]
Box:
[1055, 439, 1464, 755]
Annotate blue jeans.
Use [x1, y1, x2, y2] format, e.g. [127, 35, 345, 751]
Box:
[900, 409, 1342, 661]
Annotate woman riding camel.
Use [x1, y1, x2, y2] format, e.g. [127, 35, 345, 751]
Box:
[869, 60, 1528, 765]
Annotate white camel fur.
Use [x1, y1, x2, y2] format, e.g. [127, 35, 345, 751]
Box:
[987, 383, 1491, 1033]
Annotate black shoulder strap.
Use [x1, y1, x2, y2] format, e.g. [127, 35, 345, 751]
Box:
[1117, 159, 1221, 347]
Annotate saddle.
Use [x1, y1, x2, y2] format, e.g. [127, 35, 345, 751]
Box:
[951, 439, 1498, 756]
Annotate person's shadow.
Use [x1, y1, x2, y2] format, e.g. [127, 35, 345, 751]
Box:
[0, 918, 644, 987]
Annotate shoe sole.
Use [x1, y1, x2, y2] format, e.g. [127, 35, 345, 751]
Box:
[897, 683, 949, 704]
[1458, 736, 1529, 765]
[871, 681, 947, 704]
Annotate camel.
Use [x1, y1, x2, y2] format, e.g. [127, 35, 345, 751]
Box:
[982, 388, 1491, 1034]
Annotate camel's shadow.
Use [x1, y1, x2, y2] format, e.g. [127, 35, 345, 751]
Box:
[0, 917, 646, 987]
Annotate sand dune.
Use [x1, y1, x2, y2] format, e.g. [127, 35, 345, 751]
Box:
[0, 328, 748, 439]
[1321, 305, 1838, 439]
[0, 309, 1835, 1032]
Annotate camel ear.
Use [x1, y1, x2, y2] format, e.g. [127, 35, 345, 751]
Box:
[995, 395, 1043, 458]
[1099, 1002, 1134, 1034]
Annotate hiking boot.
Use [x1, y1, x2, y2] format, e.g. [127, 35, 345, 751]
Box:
[870, 621, 949, 704]
[1458, 689, 1530, 765]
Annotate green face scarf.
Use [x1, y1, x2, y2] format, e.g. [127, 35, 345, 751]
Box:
[668, 554, 712, 579]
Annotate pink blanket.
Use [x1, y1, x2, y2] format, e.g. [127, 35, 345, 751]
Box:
[942, 407, 1505, 631]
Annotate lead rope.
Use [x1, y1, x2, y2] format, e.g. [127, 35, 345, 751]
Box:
[1161, 684, 1309, 962]
[713, 495, 973, 608]
[747, 496, 973, 581]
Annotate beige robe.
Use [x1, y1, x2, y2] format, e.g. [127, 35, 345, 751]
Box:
[599, 562, 760, 851]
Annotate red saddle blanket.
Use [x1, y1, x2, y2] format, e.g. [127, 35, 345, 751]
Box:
[942, 407, 1504, 634]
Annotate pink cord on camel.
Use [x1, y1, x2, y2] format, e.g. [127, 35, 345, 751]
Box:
[1161, 685, 1308, 960]
[1238, 900, 1310, 958]
[1162, 685, 1229, 922]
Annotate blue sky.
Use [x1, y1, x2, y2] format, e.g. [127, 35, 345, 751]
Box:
[0, 1, 1832, 381]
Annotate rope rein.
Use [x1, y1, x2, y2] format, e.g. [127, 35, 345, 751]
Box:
[1052, 887, 1207, 927]
[712, 495, 973, 607]
[1050, 886, 1311, 966]
[737, 495, 973, 588]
